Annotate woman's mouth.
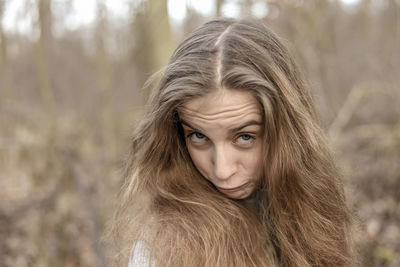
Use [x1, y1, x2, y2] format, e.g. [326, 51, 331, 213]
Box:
[216, 183, 248, 193]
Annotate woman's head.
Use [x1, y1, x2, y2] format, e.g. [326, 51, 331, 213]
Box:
[148, 18, 317, 198]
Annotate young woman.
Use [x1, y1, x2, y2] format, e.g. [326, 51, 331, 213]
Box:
[112, 18, 354, 267]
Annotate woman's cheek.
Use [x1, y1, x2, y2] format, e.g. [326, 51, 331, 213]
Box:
[188, 147, 210, 179]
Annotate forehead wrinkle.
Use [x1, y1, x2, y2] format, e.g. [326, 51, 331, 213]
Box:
[180, 109, 262, 132]
[183, 110, 261, 124]
[180, 102, 260, 121]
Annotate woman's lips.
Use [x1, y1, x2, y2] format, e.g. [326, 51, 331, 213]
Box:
[216, 183, 248, 193]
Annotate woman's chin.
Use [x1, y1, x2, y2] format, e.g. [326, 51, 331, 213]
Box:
[218, 187, 253, 199]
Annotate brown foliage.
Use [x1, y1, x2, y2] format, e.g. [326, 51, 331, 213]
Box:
[0, 0, 399, 266]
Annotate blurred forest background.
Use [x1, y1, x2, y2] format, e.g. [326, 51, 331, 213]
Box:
[0, 0, 399, 266]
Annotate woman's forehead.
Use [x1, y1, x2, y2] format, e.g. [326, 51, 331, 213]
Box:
[179, 89, 261, 118]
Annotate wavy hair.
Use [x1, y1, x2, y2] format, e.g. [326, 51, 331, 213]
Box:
[111, 18, 354, 267]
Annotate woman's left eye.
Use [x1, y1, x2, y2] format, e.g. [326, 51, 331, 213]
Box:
[235, 134, 255, 146]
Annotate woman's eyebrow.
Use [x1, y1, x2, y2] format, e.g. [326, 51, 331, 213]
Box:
[229, 120, 262, 133]
[180, 120, 201, 131]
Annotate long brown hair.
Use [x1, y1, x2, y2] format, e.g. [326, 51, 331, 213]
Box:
[111, 18, 354, 266]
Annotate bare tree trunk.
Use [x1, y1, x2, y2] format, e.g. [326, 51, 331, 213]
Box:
[35, 0, 56, 129]
[149, 0, 174, 68]
[241, 0, 253, 17]
[131, 0, 174, 104]
[0, 0, 7, 71]
[95, 0, 117, 161]
[0, 0, 11, 103]
[216, 0, 224, 17]
[395, 1, 400, 86]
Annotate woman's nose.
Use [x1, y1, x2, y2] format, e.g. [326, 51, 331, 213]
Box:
[212, 145, 236, 181]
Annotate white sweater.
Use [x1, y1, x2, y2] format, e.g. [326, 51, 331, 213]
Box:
[128, 241, 152, 267]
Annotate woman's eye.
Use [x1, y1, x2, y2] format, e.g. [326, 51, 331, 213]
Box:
[240, 134, 252, 141]
[188, 132, 207, 143]
[235, 134, 255, 146]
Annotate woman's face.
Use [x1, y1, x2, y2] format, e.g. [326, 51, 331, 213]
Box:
[179, 89, 264, 199]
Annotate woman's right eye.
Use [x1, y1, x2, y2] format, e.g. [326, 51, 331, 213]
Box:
[188, 132, 207, 144]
